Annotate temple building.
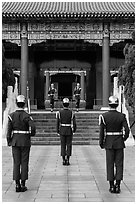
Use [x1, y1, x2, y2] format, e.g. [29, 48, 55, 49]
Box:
[2, 2, 135, 109]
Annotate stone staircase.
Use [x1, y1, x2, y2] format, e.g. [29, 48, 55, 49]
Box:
[31, 111, 103, 145]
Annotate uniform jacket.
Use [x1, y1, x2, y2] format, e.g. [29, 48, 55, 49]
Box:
[56, 108, 77, 136]
[74, 88, 81, 99]
[99, 110, 129, 149]
[48, 88, 56, 98]
[7, 109, 36, 146]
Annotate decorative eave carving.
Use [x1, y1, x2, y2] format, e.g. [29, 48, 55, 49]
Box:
[2, 22, 134, 46]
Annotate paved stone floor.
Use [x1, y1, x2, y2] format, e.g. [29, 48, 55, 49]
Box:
[2, 145, 135, 202]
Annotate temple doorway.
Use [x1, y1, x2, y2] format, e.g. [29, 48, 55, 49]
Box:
[58, 82, 72, 99]
[51, 73, 80, 100]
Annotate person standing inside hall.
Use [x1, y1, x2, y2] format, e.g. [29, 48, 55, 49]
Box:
[74, 83, 81, 112]
[99, 96, 129, 194]
[7, 95, 36, 192]
[48, 83, 57, 112]
[56, 98, 77, 165]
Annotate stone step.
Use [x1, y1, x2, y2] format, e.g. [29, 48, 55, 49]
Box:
[35, 130, 99, 134]
[32, 112, 102, 119]
[35, 121, 98, 126]
[31, 140, 98, 145]
[35, 124, 99, 128]
[33, 115, 100, 119]
[34, 118, 99, 122]
[31, 136, 98, 141]
[33, 133, 99, 137]
[31, 111, 101, 145]
[35, 125, 99, 129]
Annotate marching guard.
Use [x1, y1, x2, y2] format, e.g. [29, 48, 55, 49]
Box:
[99, 96, 129, 193]
[56, 98, 77, 165]
[7, 95, 36, 192]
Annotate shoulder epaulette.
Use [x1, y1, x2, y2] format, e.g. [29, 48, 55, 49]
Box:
[30, 116, 33, 120]
[71, 111, 75, 120]
[56, 111, 60, 119]
[8, 115, 12, 121]
[99, 114, 106, 125]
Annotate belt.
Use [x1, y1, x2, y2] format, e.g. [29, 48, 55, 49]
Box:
[106, 132, 123, 136]
[13, 130, 30, 134]
[61, 124, 71, 127]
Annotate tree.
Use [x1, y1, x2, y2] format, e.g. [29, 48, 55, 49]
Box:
[118, 43, 135, 114]
[2, 44, 15, 102]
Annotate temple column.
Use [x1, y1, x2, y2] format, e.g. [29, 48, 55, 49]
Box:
[80, 72, 85, 100]
[102, 24, 110, 107]
[20, 23, 28, 98]
[29, 63, 35, 105]
[28, 48, 36, 106]
[45, 71, 50, 100]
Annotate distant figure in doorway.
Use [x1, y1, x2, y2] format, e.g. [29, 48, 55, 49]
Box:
[56, 98, 77, 166]
[7, 95, 36, 192]
[74, 83, 81, 112]
[99, 96, 129, 194]
[48, 83, 57, 112]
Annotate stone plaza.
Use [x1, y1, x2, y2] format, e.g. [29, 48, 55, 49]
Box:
[2, 144, 135, 202]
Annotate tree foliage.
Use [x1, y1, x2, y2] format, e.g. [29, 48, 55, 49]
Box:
[2, 44, 15, 102]
[118, 43, 135, 113]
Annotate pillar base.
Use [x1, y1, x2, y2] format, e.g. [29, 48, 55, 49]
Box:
[100, 106, 110, 111]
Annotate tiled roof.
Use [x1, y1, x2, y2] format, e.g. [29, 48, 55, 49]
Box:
[2, 2, 135, 18]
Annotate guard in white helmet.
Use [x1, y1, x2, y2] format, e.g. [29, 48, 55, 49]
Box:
[48, 83, 57, 112]
[7, 95, 36, 192]
[99, 96, 129, 194]
[56, 98, 77, 165]
[74, 83, 81, 112]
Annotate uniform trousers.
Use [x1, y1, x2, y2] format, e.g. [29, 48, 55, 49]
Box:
[106, 148, 124, 181]
[50, 97, 54, 109]
[75, 98, 80, 109]
[60, 135, 73, 156]
[12, 146, 30, 181]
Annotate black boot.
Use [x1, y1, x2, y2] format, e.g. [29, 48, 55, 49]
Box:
[62, 156, 66, 165]
[109, 181, 115, 193]
[21, 180, 27, 192]
[115, 180, 121, 193]
[66, 156, 70, 166]
[15, 180, 21, 192]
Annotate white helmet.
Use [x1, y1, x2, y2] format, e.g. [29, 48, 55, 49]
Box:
[16, 95, 25, 104]
[109, 96, 119, 105]
[63, 98, 69, 104]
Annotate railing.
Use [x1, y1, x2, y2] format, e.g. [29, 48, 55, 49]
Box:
[30, 98, 103, 110]
[31, 98, 86, 110]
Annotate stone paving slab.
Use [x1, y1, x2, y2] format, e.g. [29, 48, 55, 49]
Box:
[2, 145, 135, 202]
